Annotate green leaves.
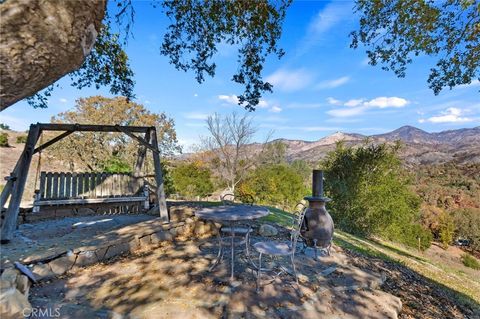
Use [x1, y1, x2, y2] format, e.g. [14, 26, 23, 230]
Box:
[160, 0, 291, 111]
[352, 0, 479, 94]
[322, 142, 431, 249]
[238, 164, 307, 210]
[171, 162, 214, 198]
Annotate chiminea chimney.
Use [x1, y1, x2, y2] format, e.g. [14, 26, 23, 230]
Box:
[301, 170, 334, 255]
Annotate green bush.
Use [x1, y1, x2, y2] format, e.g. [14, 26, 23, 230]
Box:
[462, 253, 480, 270]
[438, 211, 455, 249]
[322, 142, 431, 249]
[102, 156, 132, 174]
[0, 132, 9, 147]
[452, 208, 480, 252]
[16, 135, 28, 143]
[384, 223, 433, 251]
[0, 123, 10, 130]
[237, 164, 308, 210]
[171, 162, 213, 199]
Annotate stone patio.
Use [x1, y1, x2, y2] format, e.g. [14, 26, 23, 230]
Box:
[1, 206, 403, 318]
[28, 238, 401, 319]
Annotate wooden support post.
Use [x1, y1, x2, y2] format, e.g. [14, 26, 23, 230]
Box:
[1, 124, 40, 243]
[150, 128, 169, 222]
[0, 179, 13, 211]
[134, 132, 150, 177]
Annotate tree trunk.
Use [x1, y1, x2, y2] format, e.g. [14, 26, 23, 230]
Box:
[0, 0, 107, 110]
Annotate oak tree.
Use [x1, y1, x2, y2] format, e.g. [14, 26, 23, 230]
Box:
[351, 0, 480, 94]
[49, 96, 180, 172]
[1, 0, 291, 111]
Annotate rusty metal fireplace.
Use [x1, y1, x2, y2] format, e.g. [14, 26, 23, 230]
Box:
[301, 170, 334, 257]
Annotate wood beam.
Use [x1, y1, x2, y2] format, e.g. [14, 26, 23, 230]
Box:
[150, 128, 169, 222]
[115, 126, 158, 154]
[38, 123, 152, 133]
[134, 130, 151, 177]
[1, 124, 41, 243]
[33, 130, 73, 154]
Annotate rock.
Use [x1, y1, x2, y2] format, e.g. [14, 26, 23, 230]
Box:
[259, 224, 278, 237]
[31, 264, 55, 281]
[0, 269, 18, 287]
[151, 231, 174, 244]
[169, 206, 194, 222]
[15, 275, 30, 297]
[0, 279, 13, 290]
[48, 255, 76, 275]
[139, 235, 151, 247]
[0, 287, 32, 319]
[74, 251, 98, 268]
[103, 242, 130, 260]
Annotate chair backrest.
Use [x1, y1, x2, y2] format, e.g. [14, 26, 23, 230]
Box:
[290, 204, 307, 253]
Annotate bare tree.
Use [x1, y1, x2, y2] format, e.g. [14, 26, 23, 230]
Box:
[203, 112, 269, 193]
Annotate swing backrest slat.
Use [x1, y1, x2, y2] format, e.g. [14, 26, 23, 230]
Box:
[36, 171, 145, 201]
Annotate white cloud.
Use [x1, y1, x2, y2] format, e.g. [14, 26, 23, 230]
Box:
[326, 97, 342, 105]
[218, 94, 240, 105]
[316, 76, 350, 90]
[144, 100, 151, 104]
[258, 100, 269, 108]
[327, 96, 409, 117]
[183, 112, 210, 120]
[419, 107, 473, 123]
[457, 79, 480, 89]
[327, 106, 369, 118]
[59, 98, 68, 103]
[194, 93, 198, 97]
[269, 106, 282, 113]
[266, 68, 314, 92]
[364, 97, 409, 108]
[344, 99, 364, 107]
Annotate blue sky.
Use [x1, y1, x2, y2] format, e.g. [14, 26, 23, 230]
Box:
[1, 1, 479, 150]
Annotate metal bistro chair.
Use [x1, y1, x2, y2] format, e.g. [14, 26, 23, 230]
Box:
[209, 193, 255, 270]
[249, 204, 307, 291]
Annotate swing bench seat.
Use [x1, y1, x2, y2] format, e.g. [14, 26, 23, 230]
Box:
[33, 171, 149, 211]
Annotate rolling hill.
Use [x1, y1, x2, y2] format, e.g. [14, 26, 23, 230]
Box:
[277, 126, 480, 166]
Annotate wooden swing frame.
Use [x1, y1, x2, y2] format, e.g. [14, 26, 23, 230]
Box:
[0, 123, 169, 243]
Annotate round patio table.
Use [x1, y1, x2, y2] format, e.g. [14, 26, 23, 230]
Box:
[196, 205, 269, 281]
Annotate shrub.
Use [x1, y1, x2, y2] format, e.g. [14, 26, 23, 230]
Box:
[462, 254, 480, 270]
[16, 135, 28, 143]
[322, 142, 431, 249]
[0, 123, 10, 130]
[171, 162, 213, 199]
[438, 211, 455, 249]
[237, 164, 307, 210]
[0, 133, 9, 147]
[452, 208, 480, 252]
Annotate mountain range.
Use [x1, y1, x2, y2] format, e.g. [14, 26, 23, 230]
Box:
[272, 126, 480, 166]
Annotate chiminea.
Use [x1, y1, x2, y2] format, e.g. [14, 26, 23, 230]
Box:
[301, 170, 334, 256]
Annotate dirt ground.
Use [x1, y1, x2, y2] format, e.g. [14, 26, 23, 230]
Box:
[29, 236, 406, 319]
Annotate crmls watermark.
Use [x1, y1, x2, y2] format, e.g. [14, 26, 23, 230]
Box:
[23, 307, 61, 318]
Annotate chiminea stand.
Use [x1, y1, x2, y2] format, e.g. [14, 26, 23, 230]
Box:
[300, 170, 334, 259]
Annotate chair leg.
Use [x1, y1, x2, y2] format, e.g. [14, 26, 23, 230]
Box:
[291, 254, 298, 284]
[313, 239, 318, 259]
[256, 253, 263, 292]
[209, 230, 224, 271]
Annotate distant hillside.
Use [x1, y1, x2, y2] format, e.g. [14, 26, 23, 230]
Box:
[278, 126, 480, 165]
